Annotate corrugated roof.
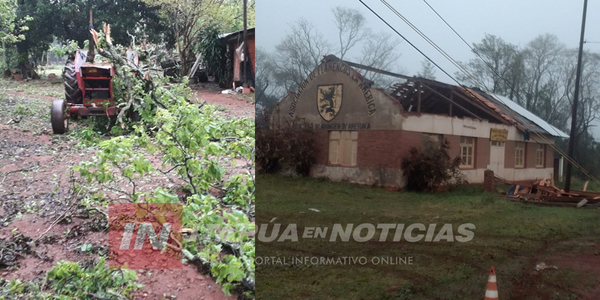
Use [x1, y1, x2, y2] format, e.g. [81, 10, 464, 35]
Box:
[463, 87, 568, 138]
[219, 28, 255, 40]
[488, 93, 569, 138]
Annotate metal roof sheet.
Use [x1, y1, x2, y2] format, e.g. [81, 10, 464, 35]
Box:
[489, 93, 569, 138]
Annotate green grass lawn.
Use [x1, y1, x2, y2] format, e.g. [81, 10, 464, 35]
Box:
[555, 176, 600, 192]
[257, 175, 600, 299]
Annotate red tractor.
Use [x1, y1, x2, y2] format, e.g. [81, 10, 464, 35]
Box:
[51, 11, 138, 134]
[51, 50, 115, 134]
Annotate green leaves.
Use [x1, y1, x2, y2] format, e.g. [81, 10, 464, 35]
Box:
[46, 258, 142, 299]
[80, 243, 92, 253]
[72, 54, 255, 296]
[0, 0, 30, 45]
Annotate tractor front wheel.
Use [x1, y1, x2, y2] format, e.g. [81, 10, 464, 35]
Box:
[51, 99, 69, 134]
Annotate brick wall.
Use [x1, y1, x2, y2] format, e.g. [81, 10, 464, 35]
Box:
[526, 143, 537, 168]
[314, 130, 422, 169]
[314, 129, 554, 176]
[356, 130, 420, 169]
[476, 138, 490, 169]
[445, 135, 460, 159]
[504, 140, 515, 168]
[545, 145, 554, 169]
[314, 130, 329, 165]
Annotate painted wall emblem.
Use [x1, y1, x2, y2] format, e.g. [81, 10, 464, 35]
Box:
[317, 84, 343, 122]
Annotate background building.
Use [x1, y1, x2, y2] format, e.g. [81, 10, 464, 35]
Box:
[271, 55, 568, 187]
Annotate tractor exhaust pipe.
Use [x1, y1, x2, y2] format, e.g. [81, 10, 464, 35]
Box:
[87, 9, 95, 63]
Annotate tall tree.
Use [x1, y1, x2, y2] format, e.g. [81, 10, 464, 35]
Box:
[271, 18, 332, 93]
[143, 0, 242, 76]
[417, 60, 436, 80]
[13, 0, 166, 72]
[356, 31, 400, 86]
[457, 34, 521, 96]
[0, 0, 30, 70]
[260, 6, 401, 102]
[332, 7, 369, 60]
[522, 34, 565, 111]
[459, 34, 600, 176]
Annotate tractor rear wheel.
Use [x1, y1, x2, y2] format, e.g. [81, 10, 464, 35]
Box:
[63, 57, 82, 104]
[51, 99, 68, 134]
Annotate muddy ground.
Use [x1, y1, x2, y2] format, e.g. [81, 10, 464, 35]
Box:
[0, 79, 254, 299]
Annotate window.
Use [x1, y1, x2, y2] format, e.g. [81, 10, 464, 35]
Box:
[459, 137, 475, 168]
[515, 142, 525, 168]
[491, 141, 505, 147]
[535, 144, 545, 168]
[329, 131, 358, 166]
[422, 133, 442, 149]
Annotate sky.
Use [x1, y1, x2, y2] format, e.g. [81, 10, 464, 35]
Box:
[256, 0, 600, 138]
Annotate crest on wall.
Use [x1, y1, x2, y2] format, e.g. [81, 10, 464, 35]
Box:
[317, 84, 343, 122]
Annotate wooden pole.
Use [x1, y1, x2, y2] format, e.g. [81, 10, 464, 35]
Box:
[565, 0, 588, 192]
[88, 9, 95, 63]
[417, 82, 421, 113]
[242, 0, 248, 92]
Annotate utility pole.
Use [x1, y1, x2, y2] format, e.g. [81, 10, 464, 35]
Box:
[242, 0, 248, 92]
[565, 0, 588, 192]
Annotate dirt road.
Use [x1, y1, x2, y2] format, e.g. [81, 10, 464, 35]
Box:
[0, 79, 253, 299]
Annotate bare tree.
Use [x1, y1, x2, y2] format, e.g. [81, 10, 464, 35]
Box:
[522, 34, 565, 111]
[562, 51, 600, 141]
[272, 18, 332, 93]
[357, 32, 401, 86]
[332, 7, 370, 60]
[255, 48, 282, 110]
[257, 6, 402, 109]
[457, 34, 521, 95]
[417, 59, 436, 80]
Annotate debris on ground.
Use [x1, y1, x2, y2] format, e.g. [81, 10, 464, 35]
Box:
[535, 262, 558, 272]
[497, 176, 600, 208]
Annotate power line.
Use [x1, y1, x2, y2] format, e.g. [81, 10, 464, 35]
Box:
[421, 0, 473, 51]
[416, 0, 600, 185]
[358, 0, 600, 186]
[356, 0, 456, 83]
[419, 0, 566, 139]
[379, 1, 482, 89]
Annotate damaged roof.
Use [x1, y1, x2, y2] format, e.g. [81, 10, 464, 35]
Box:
[285, 54, 568, 139]
[390, 76, 568, 138]
[482, 92, 569, 138]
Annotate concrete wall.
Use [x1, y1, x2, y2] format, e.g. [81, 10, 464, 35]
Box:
[310, 165, 405, 187]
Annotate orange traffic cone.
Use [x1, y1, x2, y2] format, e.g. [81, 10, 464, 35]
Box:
[484, 266, 498, 300]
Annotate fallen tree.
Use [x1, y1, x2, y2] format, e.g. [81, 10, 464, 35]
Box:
[78, 23, 255, 297]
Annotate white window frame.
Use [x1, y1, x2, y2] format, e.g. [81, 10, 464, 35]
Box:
[460, 136, 475, 168]
[515, 142, 525, 168]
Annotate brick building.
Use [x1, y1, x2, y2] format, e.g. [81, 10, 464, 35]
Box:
[271, 55, 568, 187]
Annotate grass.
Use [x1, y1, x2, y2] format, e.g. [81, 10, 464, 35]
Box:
[0, 78, 63, 98]
[556, 176, 600, 192]
[257, 174, 600, 299]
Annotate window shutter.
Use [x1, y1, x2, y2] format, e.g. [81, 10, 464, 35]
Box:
[329, 139, 338, 164]
[328, 131, 340, 165]
[351, 140, 358, 166]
